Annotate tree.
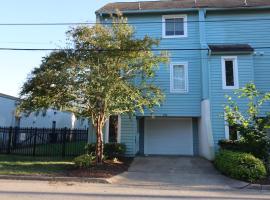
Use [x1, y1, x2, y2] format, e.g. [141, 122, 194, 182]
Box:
[18, 15, 168, 164]
[224, 83, 270, 160]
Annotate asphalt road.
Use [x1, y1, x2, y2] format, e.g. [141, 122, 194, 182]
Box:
[0, 180, 269, 200]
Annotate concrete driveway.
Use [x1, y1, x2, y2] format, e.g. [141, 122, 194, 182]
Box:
[109, 156, 248, 189]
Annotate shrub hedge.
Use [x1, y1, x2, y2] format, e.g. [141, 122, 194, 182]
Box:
[214, 150, 267, 182]
[85, 143, 126, 159]
[218, 139, 270, 161]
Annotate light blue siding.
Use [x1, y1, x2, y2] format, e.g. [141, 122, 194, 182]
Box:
[120, 115, 137, 156]
[209, 55, 254, 147]
[127, 12, 201, 117]
[192, 118, 199, 155]
[206, 10, 270, 147]
[99, 8, 270, 156]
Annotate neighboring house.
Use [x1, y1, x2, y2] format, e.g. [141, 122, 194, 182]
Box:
[95, 0, 270, 159]
[0, 93, 88, 129]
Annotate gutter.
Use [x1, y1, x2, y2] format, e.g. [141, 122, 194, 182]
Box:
[96, 6, 270, 16]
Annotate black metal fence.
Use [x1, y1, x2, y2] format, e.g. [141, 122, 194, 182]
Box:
[0, 127, 88, 157]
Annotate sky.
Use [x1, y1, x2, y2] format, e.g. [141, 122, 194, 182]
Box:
[0, 0, 139, 97]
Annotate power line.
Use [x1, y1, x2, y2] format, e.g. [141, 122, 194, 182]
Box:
[1, 18, 270, 26]
[0, 46, 270, 51]
[0, 47, 208, 51]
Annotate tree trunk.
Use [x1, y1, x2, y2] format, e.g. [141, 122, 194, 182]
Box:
[95, 119, 104, 165]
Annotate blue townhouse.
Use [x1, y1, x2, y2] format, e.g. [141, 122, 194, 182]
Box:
[92, 0, 270, 160]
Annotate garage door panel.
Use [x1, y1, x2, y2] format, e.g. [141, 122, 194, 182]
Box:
[144, 118, 193, 155]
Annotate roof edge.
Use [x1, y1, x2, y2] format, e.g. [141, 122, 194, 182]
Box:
[96, 5, 270, 15]
[0, 93, 20, 101]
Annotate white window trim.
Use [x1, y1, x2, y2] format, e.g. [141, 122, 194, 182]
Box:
[170, 62, 189, 93]
[221, 56, 239, 90]
[224, 114, 240, 140]
[105, 115, 121, 143]
[162, 14, 188, 38]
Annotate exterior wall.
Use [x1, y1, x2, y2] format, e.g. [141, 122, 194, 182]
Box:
[120, 115, 137, 156]
[209, 54, 254, 147]
[124, 12, 202, 117]
[0, 94, 88, 129]
[98, 8, 270, 157]
[20, 109, 88, 129]
[0, 95, 18, 127]
[192, 118, 199, 155]
[206, 10, 270, 147]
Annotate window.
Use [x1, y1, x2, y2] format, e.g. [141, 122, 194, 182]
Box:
[170, 62, 188, 93]
[222, 56, 239, 89]
[225, 125, 240, 141]
[162, 15, 187, 38]
[105, 115, 121, 143]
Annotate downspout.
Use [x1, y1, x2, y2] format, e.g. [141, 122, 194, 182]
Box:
[199, 9, 215, 160]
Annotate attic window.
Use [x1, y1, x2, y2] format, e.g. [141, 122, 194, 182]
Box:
[162, 15, 187, 38]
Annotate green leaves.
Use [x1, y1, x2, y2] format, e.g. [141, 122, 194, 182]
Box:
[19, 15, 169, 125]
[224, 83, 270, 160]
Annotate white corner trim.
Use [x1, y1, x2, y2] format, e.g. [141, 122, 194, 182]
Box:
[105, 116, 121, 143]
[105, 119, 109, 143]
[170, 62, 189, 93]
[162, 14, 188, 38]
[117, 115, 121, 143]
[224, 114, 230, 140]
[221, 56, 239, 90]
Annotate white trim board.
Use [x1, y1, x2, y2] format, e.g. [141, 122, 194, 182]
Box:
[170, 62, 189, 93]
[162, 14, 188, 38]
[221, 56, 239, 90]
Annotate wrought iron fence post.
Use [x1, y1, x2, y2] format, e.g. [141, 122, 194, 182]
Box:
[32, 128, 38, 156]
[62, 128, 67, 157]
[7, 126, 13, 154]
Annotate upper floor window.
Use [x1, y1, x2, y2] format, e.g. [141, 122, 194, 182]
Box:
[162, 15, 187, 38]
[170, 62, 188, 93]
[221, 56, 239, 89]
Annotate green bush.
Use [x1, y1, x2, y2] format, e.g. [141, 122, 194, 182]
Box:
[214, 150, 267, 182]
[74, 154, 95, 168]
[218, 137, 270, 161]
[104, 143, 126, 159]
[85, 143, 126, 159]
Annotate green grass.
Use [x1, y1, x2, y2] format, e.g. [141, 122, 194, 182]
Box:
[12, 141, 87, 157]
[0, 155, 75, 176]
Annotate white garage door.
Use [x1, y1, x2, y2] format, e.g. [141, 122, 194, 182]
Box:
[144, 118, 193, 155]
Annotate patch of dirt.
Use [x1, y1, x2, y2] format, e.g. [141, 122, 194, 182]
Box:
[67, 158, 133, 178]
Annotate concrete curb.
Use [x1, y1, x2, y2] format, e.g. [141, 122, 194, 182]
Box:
[0, 175, 110, 184]
[245, 183, 270, 191]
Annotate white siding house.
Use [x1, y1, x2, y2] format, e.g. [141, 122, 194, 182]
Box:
[0, 93, 88, 129]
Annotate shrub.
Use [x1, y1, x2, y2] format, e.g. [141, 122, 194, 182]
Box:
[104, 143, 126, 159]
[214, 150, 267, 182]
[74, 154, 95, 168]
[218, 138, 270, 161]
[85, 143, 126, 159]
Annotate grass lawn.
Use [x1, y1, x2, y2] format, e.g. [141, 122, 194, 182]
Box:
[12, 141, 87, 157]
[0, 155, 74, 176]
[0, 155, 133, 178]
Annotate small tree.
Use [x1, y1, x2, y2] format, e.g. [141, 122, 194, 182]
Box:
[224, 83, 270, 160]
[19, 16, 168, 164]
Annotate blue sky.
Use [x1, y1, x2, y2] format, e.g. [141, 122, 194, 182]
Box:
[0, 0, 138, 97]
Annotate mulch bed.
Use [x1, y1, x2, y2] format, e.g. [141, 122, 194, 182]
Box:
[67, 157, 133, 178]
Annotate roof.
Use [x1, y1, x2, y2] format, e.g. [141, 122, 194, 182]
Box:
[97, 0, 270, 14]
[0, 93, 20, 101]
[208, 44, 254, 54]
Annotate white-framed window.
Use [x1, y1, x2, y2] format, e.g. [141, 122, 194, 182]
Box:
[221, 56, 239, 89]
[105, 115, 121, 143]
[170, 62, 188, 93]
[162, 14, 188, 38]
[224, 114, 240, 140]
